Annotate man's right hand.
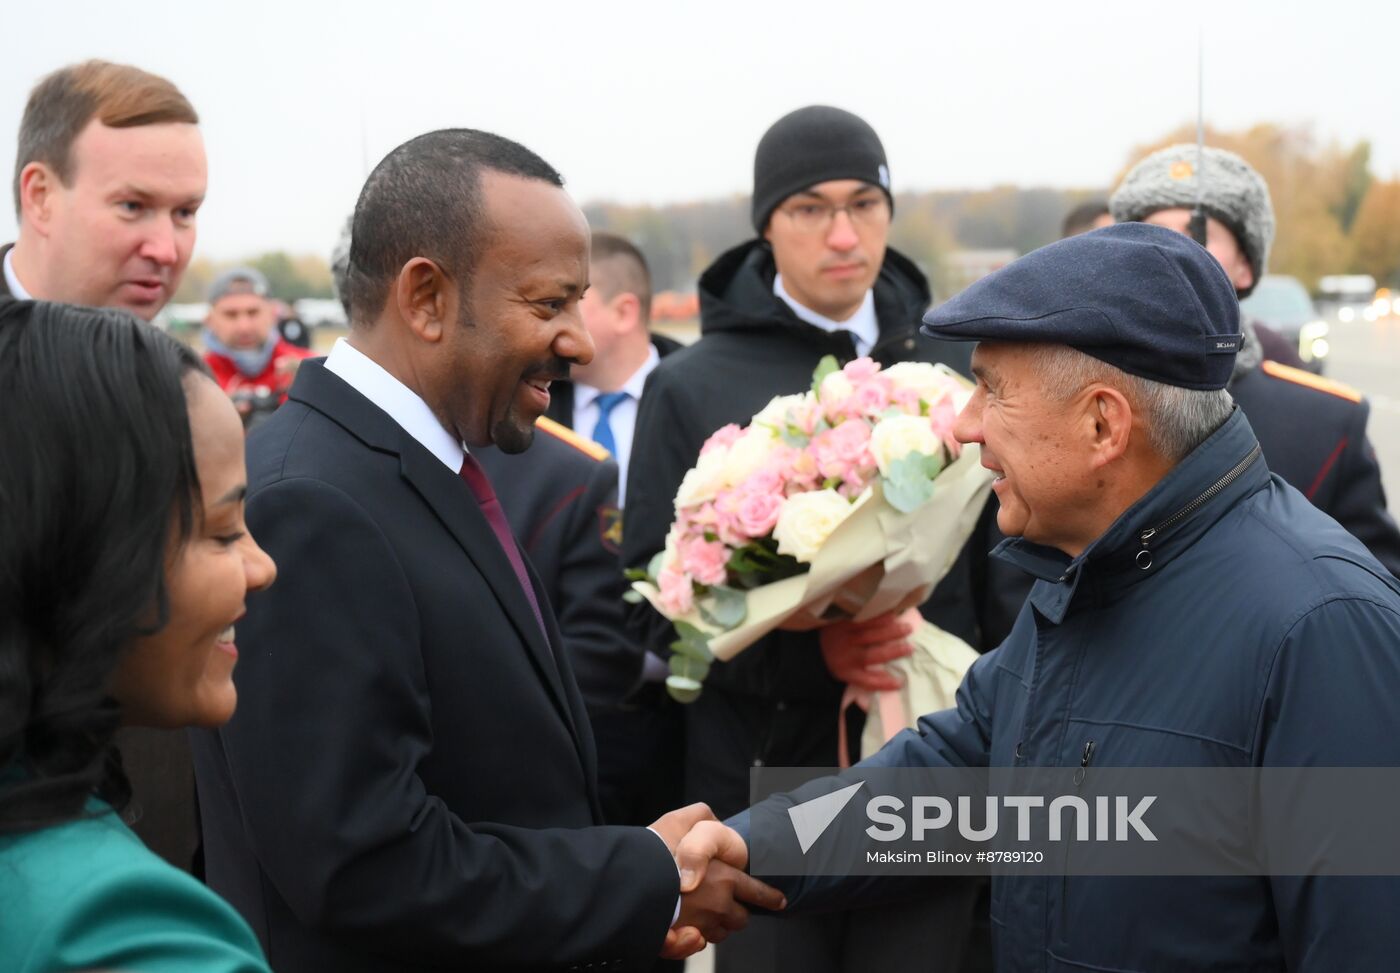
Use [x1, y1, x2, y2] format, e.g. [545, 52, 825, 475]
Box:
[819, 608, 918, 691]
[656, 818, 785, 959]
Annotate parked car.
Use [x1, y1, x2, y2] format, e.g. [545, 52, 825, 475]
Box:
[1238, 275, 1329, 374]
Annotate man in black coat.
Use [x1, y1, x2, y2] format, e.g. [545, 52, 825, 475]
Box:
[1109, 143, 1400, 578]
[624, 105, 986, 973]
[188, 128, 783, 972]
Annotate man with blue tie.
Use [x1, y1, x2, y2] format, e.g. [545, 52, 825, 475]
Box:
[540, 232, 688, 839]
[549, 232, 682, 507]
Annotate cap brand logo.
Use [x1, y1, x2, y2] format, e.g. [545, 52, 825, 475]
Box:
[1169, 161, 1194, 181]
[878, 164, 891, 190]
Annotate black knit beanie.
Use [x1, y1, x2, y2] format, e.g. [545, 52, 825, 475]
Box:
[751, 105, 892, 233]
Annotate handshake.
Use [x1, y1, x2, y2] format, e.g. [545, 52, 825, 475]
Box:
[649, 803, 787, 960]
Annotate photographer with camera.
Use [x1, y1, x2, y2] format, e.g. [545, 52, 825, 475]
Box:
[202, 266, 311, 429]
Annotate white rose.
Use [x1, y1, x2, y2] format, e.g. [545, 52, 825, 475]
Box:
[772, 489, 855, 563]
[818, 370, 855, 408]
[882, 361, 955, 409]
[869, 414, 942, 477]
[722, 426, 778, 486]
[675, 446, 729, 508]
[752, 393, 808, 431]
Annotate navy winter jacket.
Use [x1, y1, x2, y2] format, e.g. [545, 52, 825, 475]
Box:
[738, 408, 1400, 971]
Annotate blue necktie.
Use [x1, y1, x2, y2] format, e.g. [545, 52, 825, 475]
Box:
[590, 392, 630, 457]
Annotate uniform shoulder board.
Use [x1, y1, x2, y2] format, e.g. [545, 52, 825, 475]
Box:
[536, 415, 610, 461]
[1259, 360, 1362, 403]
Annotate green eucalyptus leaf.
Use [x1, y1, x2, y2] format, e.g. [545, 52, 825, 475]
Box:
[882, 453, 938, 513]
[707, 585, 748, 628]
[668, 654, 711, 682]
[666, 675, 704, 704]
[811, 355, 840, 396]
[646, 551, 666, 581]
[779, 425, 810, 449]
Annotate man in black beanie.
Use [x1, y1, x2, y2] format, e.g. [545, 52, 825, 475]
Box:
[624, 104, 991, 972]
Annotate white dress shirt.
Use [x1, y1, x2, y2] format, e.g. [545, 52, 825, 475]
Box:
[324, 337, 465, 471]
[572, 343, 660, 507]
[3, 248, 34, 300]
[773, 273, 878, 358]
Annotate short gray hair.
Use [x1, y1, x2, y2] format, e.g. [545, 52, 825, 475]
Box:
[1027, 345, 1233, 462]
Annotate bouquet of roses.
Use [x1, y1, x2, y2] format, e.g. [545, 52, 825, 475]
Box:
[631, 355, 994, 709]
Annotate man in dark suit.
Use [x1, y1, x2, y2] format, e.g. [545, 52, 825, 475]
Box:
[189, 129, 782, 971]
[4, 59, 209, 876]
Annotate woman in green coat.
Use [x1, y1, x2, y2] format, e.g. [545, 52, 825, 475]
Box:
[0, 301, 276, 972]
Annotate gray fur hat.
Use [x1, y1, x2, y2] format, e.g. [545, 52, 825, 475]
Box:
[1109, 144, 1274, 297]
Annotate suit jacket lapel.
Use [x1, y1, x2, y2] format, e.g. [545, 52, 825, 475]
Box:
[289, 361, 581, 745]
[396, 446, 579, 735]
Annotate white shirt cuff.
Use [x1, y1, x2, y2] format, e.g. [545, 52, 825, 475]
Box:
[647, 826, 683, 925]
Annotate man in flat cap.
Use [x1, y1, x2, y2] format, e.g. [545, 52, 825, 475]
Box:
[674, 223, 1400, 970]
[1111, 144, 1400, 576]
[624, 104, 992, 971]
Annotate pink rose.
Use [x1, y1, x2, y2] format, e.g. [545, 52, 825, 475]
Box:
[811, 420, 873, 482]
[893, 387, 924, 415]
[928, 397, 960, 455]
[709, 490, 750, 547]
[680, 537, 730, 587]
[850, 377, 893, 417]
[700, 423, 743, 456]
[791, 399, 823, 436]
[659, 565, 695, 615]
[842, 357, 880, 383]
[742, 466, 787, 498]
[735, 490, 783, 537]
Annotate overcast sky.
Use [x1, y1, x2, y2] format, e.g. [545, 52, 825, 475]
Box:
[3, 0, 1396, 261]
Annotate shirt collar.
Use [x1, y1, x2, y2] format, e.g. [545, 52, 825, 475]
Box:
[3, 248, 34, 301]
[773, 273, 878, 351]
[575, 342, 661, 411]
[323, 337, 464, 472]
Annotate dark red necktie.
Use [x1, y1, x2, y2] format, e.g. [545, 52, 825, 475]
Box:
[459, 452, 547, 639]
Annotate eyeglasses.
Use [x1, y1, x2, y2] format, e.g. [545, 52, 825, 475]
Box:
[776, 196, 890, 234]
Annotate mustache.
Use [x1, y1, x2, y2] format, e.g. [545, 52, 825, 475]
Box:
[522, 357, 573, 383]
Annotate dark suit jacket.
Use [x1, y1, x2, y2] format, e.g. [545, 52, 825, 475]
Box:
[1, 243, 17, 303]
[477, 419, 643, 706]
[1232, 360, 1400, 576]
[189, 360, 677, 972]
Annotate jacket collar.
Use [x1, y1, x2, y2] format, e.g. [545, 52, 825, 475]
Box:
[994, 407, 1269, 624]
[286, 360, 581, 744]
[697, 239, 931, 355]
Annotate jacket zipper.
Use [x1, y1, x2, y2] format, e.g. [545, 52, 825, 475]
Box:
[1136, 444, 1262, 570]
[1062, 739, 1096, 919]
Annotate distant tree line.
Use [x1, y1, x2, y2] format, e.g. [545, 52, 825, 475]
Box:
[175, 251, 334, 304]
[178, 122, 1397, 308]
[586, 122, 1399, 298]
